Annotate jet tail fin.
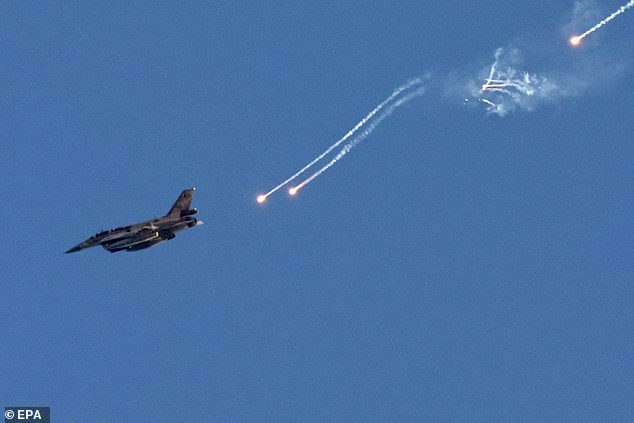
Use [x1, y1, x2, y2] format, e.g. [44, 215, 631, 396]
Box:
[167, 188, 195, 217]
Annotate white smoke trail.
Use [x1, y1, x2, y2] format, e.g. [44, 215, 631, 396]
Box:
[291, 87, 426, 193]
[574, 0, 634, 43]
[256, 2, 633, 204]
[474, 48, 557, 116]
[259, 78, 424, 201]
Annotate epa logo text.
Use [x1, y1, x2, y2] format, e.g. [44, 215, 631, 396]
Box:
[4, 407, 50, 423]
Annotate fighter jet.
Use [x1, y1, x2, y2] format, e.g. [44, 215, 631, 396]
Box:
[65, 188, 202, 253]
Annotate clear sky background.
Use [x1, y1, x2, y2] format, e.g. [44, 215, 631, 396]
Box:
[1, 1, 633, 421]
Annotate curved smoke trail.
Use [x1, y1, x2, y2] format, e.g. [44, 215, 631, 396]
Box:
[292, 86, 426, 193]
[259, 78, 425, 201]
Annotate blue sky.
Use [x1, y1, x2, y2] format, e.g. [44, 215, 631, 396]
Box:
[1, 1, 633, 421]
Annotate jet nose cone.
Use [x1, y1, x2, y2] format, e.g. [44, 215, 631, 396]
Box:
[65, 245, 82, 254]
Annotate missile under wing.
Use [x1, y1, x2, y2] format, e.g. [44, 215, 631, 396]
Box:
[65, 188, 203, 253]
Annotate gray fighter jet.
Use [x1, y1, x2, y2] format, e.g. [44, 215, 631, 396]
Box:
[66, 188, 202, 253]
